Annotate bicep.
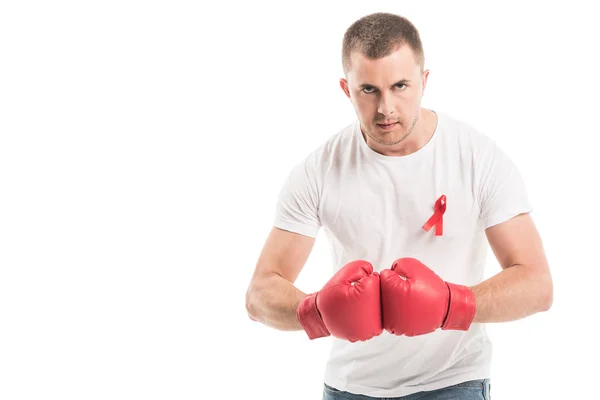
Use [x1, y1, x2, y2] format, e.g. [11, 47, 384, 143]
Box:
[485, 213, 549, 273]
[251, 227, 316, 284]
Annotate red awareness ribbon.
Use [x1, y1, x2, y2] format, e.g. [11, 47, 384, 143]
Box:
[422, 195, 446, 236]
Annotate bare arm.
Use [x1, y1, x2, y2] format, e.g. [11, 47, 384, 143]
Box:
[245, 227, 316, 331]
[471, 213, 553, 323]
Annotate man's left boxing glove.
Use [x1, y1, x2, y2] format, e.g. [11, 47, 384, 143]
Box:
[380, 257, 476, 336]
[297, 260, 383, 342]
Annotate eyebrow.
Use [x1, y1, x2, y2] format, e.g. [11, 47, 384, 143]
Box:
[359, 79, 410, 89]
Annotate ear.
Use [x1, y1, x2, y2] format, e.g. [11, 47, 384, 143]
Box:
[339, 78, 351, 98]
[421, 69, 430, 95]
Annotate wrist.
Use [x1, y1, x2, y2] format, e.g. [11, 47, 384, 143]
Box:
[441, 282, 476, 331]
[296, 293, 330, 339]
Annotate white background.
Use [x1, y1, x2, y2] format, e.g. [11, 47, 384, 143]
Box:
[1, 1, 598, 399]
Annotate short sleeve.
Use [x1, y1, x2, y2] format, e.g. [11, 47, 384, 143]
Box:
[273, 152, 322, 238]
[477, 139, 533, 229]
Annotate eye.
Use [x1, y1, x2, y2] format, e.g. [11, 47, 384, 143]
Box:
[362, 86, 377, 94]
[395, 83, 407, 90]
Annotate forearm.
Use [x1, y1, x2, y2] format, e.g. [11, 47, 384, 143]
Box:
[470, 264, 553, 323]
[245, 273, 307, 331]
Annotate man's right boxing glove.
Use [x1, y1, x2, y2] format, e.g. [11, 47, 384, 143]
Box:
[297, 260, 383, 342]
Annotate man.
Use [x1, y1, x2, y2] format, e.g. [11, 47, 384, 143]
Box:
[245, 12, 553, 400]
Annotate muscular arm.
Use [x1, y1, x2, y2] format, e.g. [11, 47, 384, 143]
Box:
[470, 213, 553, 323]
[245, 227, 315, 331]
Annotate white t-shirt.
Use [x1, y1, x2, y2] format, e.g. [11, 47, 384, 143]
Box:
[273, 110, 532, 397]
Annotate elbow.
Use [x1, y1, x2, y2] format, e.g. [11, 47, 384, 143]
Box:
[245, 286, 259, 322]
[540, 276, 554, 312]
[541, 288, 553, 312]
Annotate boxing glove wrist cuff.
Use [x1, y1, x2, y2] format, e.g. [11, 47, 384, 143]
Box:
[296, 293, 330, 340]
[441, 282, 476, 331]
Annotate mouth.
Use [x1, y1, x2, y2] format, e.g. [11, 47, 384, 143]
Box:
[376, 122, 399, 130]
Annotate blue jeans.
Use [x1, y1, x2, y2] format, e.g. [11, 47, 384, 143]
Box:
[323, 379, 491, 400]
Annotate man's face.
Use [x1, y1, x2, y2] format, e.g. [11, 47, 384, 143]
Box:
[341, 44, 429, 147]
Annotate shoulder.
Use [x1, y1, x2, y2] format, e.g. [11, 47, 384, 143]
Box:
[433, 111, 505, 167]
[436, 111, 496, 150]
[298, 120, 360, 171]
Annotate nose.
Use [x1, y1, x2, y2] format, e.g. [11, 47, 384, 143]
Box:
[377, 92, 394, 116]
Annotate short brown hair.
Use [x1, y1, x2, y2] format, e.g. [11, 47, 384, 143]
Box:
[342, 12, 425, 74]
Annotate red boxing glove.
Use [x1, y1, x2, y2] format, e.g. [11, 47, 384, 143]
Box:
[380, 258, 476, 336]
[297, 260, 382, 342]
